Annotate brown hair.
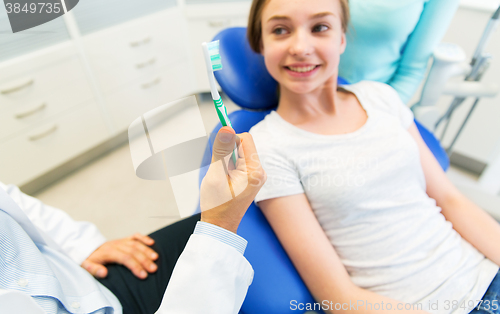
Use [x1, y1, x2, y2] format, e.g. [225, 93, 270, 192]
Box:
[247, 0, 350, 53]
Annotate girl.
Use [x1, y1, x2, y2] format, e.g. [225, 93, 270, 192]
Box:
[246, 0, 500, 313]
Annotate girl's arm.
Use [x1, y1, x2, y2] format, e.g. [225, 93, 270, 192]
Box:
[407, 122, 500, 267]
[389, 0, 459, 104]
[258, 194, 429, 314]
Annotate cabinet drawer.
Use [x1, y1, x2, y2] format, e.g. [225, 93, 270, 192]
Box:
[0, 77, 94, 141]
[0, 42, 79, 87]
[72, 0, 177, 35]
[0, 53, 92, 141]
[106, 61, 193, 131]
[83, 9, 186, 71]
[88, 52, 187, 94]
[0, 100, 109, 186]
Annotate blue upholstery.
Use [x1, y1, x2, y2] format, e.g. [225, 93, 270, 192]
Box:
[415, 120, 450, 171]
[213, 27, 278, 110]
[198, 27, 449, 314]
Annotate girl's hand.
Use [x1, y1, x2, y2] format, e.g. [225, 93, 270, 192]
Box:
[81, 233, 159, 279]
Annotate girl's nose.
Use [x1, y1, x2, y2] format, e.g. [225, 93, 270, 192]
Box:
[289, 29, 313, 57]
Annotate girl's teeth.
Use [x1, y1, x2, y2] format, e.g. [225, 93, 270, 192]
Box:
[288, 65, 317, 73]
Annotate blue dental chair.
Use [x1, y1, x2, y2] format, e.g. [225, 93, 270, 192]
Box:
[198, 27, 450, 314]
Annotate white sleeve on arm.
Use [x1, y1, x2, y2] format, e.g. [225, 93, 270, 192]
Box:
[253, 145, 304, 204]
[0, 182, 106, 265]
[155, 222, 254, 314]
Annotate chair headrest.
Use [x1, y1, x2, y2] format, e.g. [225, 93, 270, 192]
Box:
[213, 27, 279, 110]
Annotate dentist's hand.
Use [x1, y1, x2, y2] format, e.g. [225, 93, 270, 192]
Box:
[81, 233, 158, 279]
[200, 126, 266, 233]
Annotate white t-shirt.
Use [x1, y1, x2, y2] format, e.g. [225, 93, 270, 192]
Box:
[249, 81, 499, 314]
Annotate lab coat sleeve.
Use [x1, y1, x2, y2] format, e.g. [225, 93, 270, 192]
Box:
[155, 234, 254, 314]
[0, 289, 45, 314]
[389, 0, 460, 104]
[0, 182, 106, 265]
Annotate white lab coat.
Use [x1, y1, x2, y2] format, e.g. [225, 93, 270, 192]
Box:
[0, 182, 253, 313]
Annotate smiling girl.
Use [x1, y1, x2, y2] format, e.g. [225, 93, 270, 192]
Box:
[247, 0, 500, 313]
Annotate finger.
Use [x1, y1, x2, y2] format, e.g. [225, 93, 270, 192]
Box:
[114, 250, 149, 279]
[131, 233, 155, 247]
[236, 133, 266, 187]
[81, 260, 108, 278]
[236, 133, 259, 170]
[235, 134, 241, 147]
[121, 241, 158, 273]
[134, 240, 159, 260]
[212, 127, 237, 163]
[227, 135, 241, 172]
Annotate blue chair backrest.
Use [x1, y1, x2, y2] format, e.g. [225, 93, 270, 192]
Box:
[198, 27, 449, 314]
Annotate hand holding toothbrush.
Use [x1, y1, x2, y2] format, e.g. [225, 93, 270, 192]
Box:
[200, 126, 267, 233]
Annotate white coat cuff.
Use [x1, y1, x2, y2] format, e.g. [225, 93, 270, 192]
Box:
[194, 221, 247, 255]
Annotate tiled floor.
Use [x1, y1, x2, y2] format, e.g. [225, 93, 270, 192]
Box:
[33, 95, 500, 240]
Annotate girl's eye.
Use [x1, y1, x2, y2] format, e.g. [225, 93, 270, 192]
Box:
[272, 27, 288, 35]
[312, 24, 329, 32]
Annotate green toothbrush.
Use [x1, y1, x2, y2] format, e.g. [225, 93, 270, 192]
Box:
[202, 40, 238, 166]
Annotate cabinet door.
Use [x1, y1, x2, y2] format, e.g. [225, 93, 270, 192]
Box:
[105, 61, 192, 131]
[0, 44, 94, 141]
[82, 9, 188, 94]
[72, 0, 177, 35]
[0, 99, 109, 186]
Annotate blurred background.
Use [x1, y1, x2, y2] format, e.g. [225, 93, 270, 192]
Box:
[0, 0, 499, 240]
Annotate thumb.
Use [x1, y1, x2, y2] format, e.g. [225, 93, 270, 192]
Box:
[82, 260, 108, 278]
[212, 126, 236, 163]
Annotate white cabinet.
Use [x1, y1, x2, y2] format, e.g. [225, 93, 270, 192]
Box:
[0, 1, 247, 190]
[82, 8, 194, 131]
[105, 61, 192, 131]
[0, 42, 94, 141]
[0, 40, 100, 187]
[72, 0, 177, 35]
[0, 99, 109, 186]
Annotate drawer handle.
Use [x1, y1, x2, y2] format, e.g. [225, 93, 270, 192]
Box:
[208, 20, 229, 28]
[130, 36, 151, 47]
[136, 57, 157, 69]
[1, 78, 34, 94]
[15, 102, 47, 119]
[141, 77, 161, 89]
[28, 124, 58, 141]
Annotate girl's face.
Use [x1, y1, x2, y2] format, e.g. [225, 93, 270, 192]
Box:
[260, 0, 346, 95]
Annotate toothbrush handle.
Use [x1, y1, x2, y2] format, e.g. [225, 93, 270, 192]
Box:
[214, 97, 238, 165]
[214, 98, 231, 127]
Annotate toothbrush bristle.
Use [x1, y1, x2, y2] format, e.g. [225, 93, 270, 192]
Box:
[207, 40, 223, 71]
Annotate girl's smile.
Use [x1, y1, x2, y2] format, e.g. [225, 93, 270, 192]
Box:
[284, 63, 322, 77]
